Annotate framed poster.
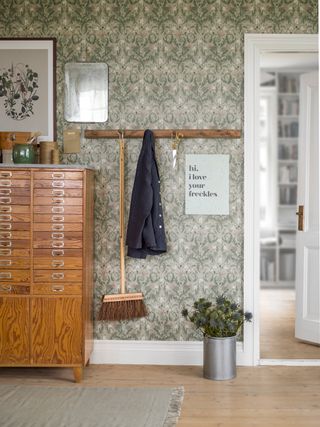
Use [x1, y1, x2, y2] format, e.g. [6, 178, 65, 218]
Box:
[185, 154, 229, 215]
[0, 38, 56, 141]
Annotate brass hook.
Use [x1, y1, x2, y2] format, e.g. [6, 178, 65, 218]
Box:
[176, 131, 183, 140]
[171, 131, 183, 150]
[171, 131, 183, 169]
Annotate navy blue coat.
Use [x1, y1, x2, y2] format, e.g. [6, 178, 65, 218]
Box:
[126, 129, 167, 258]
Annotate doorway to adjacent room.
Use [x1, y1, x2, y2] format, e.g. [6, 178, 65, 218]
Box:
[244, 34, 319, 365]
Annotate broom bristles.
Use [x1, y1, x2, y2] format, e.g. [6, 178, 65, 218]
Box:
[98, 297, 147, 321]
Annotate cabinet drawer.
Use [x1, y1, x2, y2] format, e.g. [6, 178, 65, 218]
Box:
[34, 270, 82, 282]
[34, 179, 83, 189]
[34, 188, 83, 198]
[33, 231, 82, 240]
[33, 248, 82, 257]
[0, 270, 30, 282]
[0, 188, 30, 197]
[33, 197, 82, 206]
[0, 284, 30, 294]
[0, 248, 30, 257]
[0, 170, 30, 179]
[0, 205, 30, 214]
[0, 197, 30, 205]
[0, 222, 30, 231]
[34, 257, 83, 269]
[0, 213, 31, 223]
[0, 231, 29, 240]
[33, 171, 83, 180]
[32, 283, 82, 295]
[33, 214, 83, 223]
[0, 240, 30, 249]
[33, 239, 82, 249]
[33, 223, 82, 232]
[0, 179, 30, 188]
[0, 258, 30, 269]
[33, 205, 83, 214]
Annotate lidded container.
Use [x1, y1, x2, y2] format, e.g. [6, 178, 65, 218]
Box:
[13, 144, 35, 164]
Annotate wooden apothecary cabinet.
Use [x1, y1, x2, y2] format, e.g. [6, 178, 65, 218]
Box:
[0, 166, 94, 382]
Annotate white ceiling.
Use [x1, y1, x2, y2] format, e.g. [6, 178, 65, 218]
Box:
[260, 52, 318, 70]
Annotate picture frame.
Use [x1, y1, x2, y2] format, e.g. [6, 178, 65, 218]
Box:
[0, 38, 56, 141]
[185, 154, 230, 215]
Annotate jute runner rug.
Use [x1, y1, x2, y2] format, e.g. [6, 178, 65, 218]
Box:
[0, 385, 184, 427]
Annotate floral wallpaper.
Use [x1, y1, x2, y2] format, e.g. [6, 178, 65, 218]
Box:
[0, 0, 317, 341]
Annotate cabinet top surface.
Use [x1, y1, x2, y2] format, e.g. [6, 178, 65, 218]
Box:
[0, 164, 94, 170]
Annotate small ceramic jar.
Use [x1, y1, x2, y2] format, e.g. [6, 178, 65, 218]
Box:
[13, 144, 35, 164]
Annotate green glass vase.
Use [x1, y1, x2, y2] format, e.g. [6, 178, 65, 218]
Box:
[13, 144, 35, 164]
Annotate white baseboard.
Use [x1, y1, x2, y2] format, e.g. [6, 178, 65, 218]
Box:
[91, 340, 247, 366]
[260, 359, 320, 366]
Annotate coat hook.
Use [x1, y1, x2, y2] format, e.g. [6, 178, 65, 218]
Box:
[171, 131, 183, 169]
[118, 129, 125, 140]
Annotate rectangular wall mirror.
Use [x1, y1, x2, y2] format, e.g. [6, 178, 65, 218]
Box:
[64, 62, 108, 122]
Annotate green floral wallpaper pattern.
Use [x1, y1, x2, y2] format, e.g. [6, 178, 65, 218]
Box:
[0, 0, 317, 341]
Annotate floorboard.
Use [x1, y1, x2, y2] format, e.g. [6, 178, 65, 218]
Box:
[0, 365, 320, 426]
[260, 288, 320, 359]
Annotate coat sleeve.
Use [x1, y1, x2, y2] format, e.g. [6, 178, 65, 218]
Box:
[126, 142, 154, 249]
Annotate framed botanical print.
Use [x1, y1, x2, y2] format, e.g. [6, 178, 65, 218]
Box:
[0, 38, 56, 141]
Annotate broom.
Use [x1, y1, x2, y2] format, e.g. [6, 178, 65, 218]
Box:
[98, 135, 147, 321]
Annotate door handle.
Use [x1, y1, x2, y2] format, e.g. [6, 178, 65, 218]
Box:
[0, 249, 11, 255]
[0, 272, 12, 279]
[52, 249, 64, 256]
[0, 214, 12, 221]
[0, 197, 11, 204]
[296, 205, 304, 231]
[0, 172, 12, 178]
[52, 272, 64, 280]
[0, 180, 12, 187]
[0, 188, 11, 195]
[0, 223, 12, 230]
[52, 285, 64, 292]
[52, 172, 64, 179]
[0, 260, 12, 266]
[0, 206, 12, 213]
[52, 189, 64, 197]
[52, 181, 64, 188]
[52, 260, 64, 268]
[0, 285, 12, 293]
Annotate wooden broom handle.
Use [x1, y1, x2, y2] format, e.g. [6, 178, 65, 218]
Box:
[119, 138, 126, 294]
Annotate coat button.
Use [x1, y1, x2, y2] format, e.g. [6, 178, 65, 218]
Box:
[159, 225, 162, 229]
[159, 214, 162, 217]
[159, 202, 161, 206]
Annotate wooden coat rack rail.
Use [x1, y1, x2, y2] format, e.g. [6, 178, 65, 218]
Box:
[84, 129, 241, 139]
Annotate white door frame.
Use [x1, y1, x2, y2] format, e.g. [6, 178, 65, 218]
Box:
[243, 33, 319, 366]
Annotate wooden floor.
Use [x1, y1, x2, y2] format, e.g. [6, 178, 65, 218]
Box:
[260, 288, 320, 359]
[0, 364, 320, 426]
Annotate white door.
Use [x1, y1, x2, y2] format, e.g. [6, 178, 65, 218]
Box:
[295, 71, 320, 344]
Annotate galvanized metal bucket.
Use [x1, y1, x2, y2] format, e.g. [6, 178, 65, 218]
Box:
[203, 336, 236, 380]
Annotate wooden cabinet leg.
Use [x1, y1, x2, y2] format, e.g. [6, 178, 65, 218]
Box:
[73, 367, 83, 383]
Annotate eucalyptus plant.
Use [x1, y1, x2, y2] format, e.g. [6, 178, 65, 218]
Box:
[182, 295, 252, 338]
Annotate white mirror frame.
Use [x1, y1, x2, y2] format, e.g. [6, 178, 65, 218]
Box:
[64, 62, 108, 123]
